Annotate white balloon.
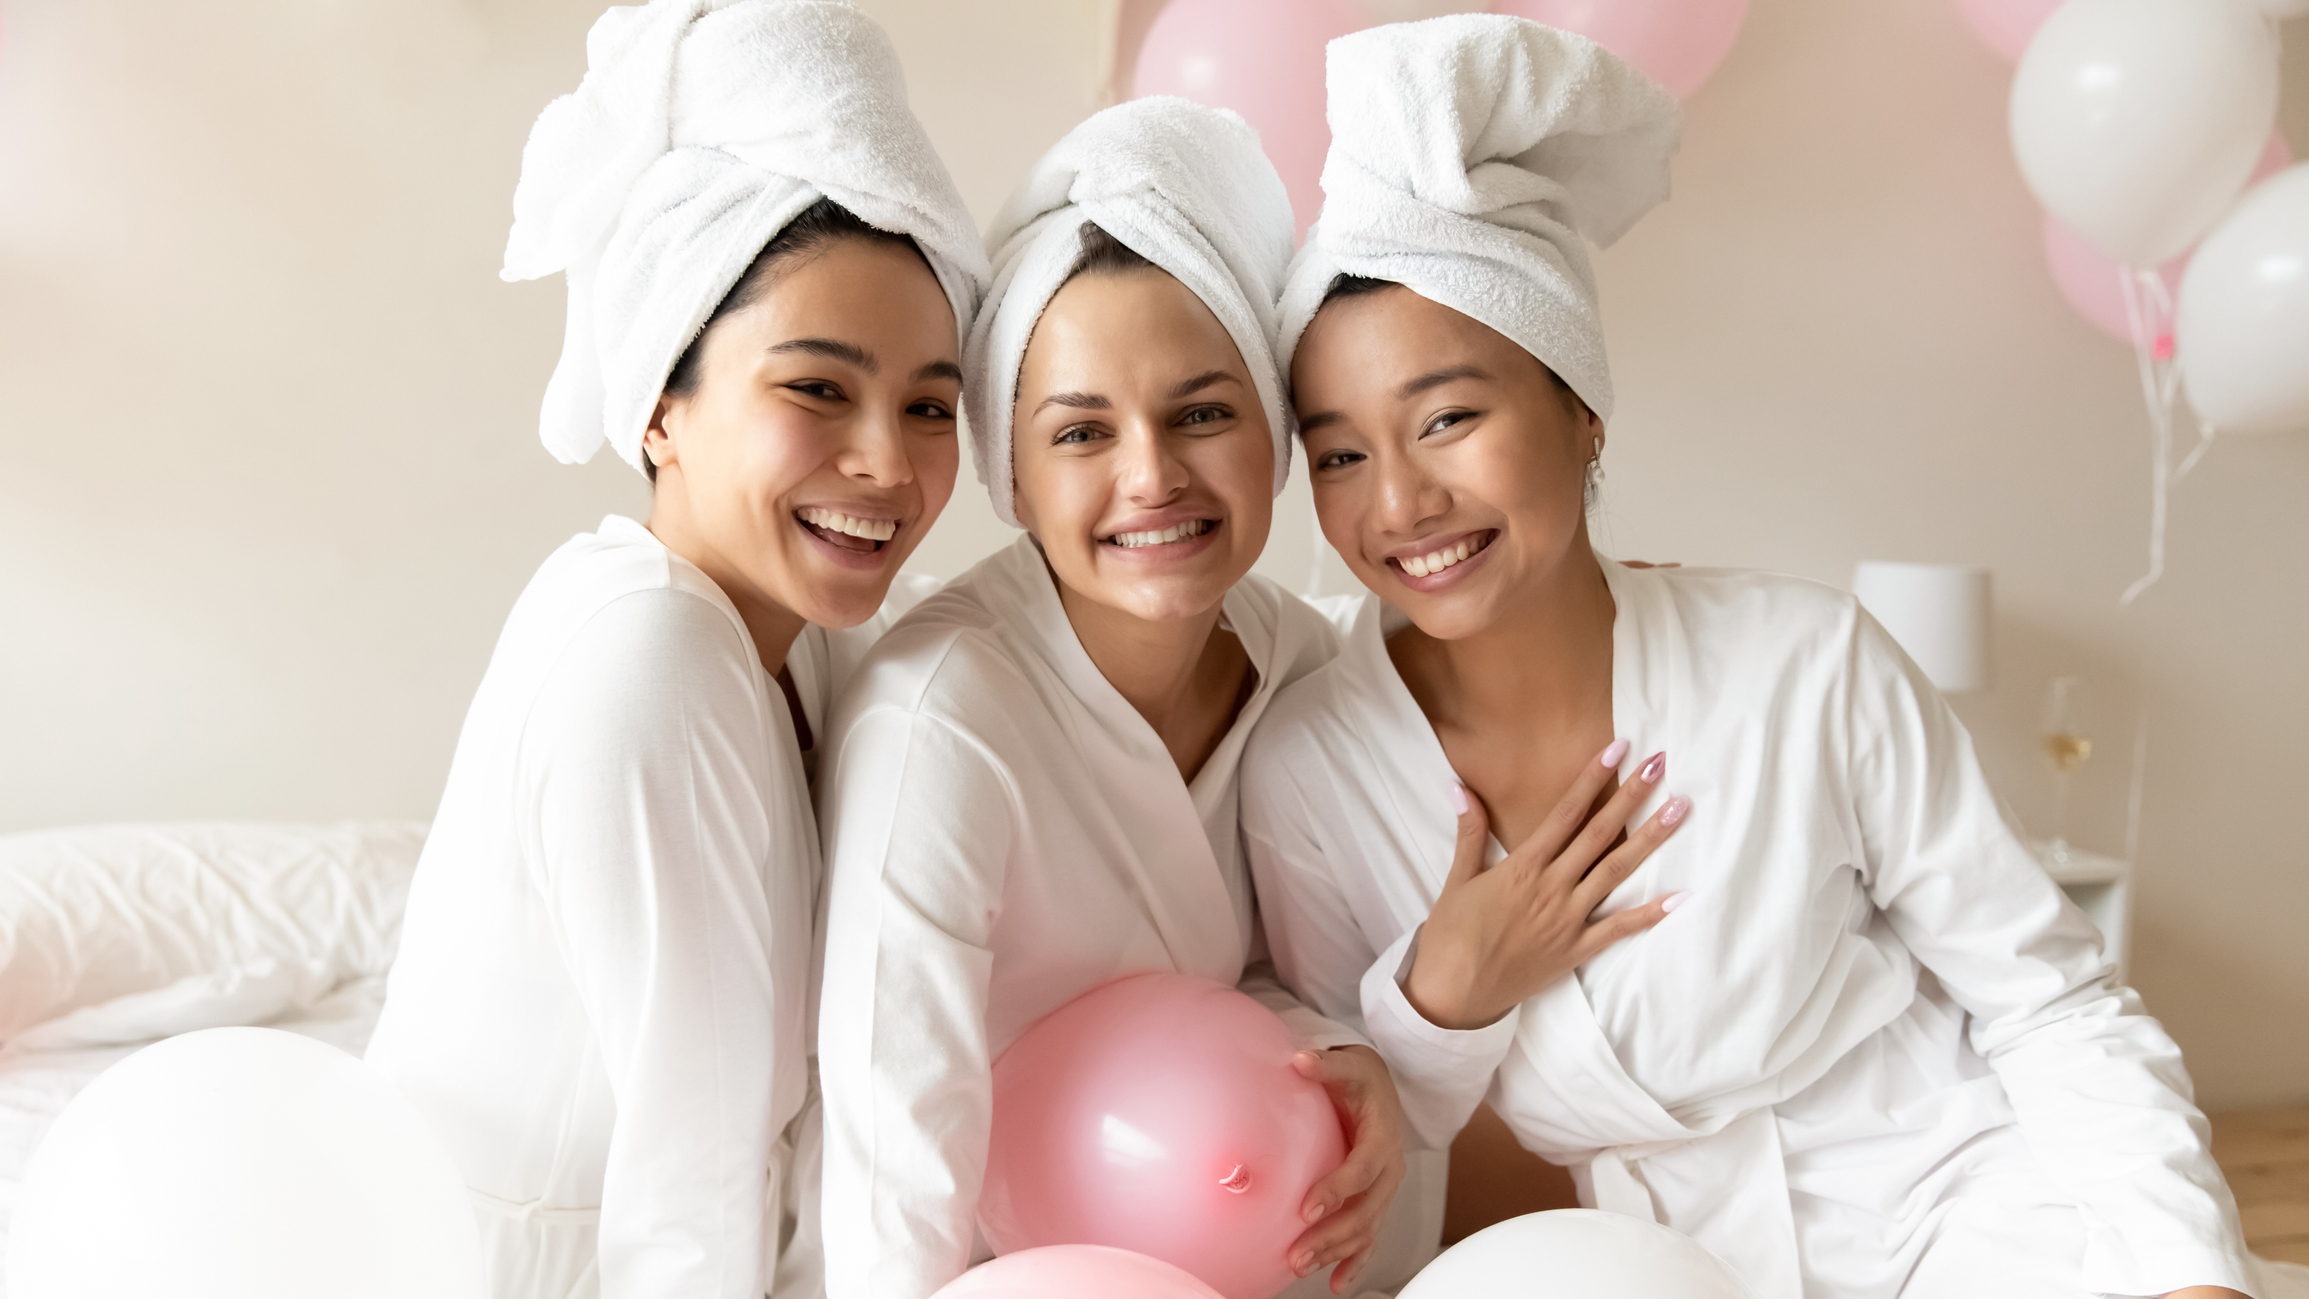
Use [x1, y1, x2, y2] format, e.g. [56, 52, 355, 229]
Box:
[1399, 1210, 1760, 1299]
[2178, 165, 2309, 435]
[2010, 0, 2279, 267]
[9, 1027, 485, 1299]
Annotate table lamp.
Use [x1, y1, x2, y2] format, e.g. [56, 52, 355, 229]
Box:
[1850, 562, 1992, 695]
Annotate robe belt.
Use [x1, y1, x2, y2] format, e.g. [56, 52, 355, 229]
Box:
[466, 1186, 602, 1225]
[1583, 1106, 1802, 1299]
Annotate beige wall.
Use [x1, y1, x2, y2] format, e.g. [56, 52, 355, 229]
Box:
[1, 0, 2302, 1107]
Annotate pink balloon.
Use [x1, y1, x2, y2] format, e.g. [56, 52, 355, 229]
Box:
[1489, 0, 1750, 99]
[2044, 213, 2185, 345]
[2041, 133, 2290, 344]
[933, 1246, 1224, 1299]
[1952, 0, 2066, 62]
[981, 974, 1347, 1299]
[1133, 0, 1364, 238]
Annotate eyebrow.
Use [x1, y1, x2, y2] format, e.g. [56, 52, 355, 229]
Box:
[913, 359, 964, 384]
[767, 337, 875, 372]
[1034, 390, 1111, 414]
[1167, 369, 1238, 400]
[1395, 364, 1490, 400]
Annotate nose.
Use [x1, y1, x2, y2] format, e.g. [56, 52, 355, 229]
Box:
[1370, 443, 1446, 537]
[836, 403, 917, 489]
[1116, 419, 1190, 505]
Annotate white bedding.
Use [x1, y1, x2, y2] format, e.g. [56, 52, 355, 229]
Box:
[0, 821, 426, 1296]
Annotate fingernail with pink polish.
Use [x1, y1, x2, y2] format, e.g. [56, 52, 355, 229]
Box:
[1447, 781, 1470, 815]
[1639, 751, 1667, 783]
[1662, 891, 1690, 914]
[1599, 738, 1630, 768]
[1659, 795, 1690, 828]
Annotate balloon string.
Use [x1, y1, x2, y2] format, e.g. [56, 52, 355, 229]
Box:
[2118, 267, 2181, 607]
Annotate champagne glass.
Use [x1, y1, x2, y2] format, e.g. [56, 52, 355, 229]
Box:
[2042, 676, 2093, 863]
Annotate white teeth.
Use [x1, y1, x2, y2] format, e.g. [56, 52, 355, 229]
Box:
[1400, 536, 1480, 579]
[1107, 519, 1213, 549]
[798, 507, 896, 542]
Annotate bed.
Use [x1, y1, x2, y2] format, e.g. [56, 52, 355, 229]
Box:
[0, 821, 426, 1295]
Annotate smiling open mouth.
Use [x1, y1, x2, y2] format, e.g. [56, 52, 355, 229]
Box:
[797, 506, 896, 553]
[1102, 519, 1217, 549]
[1394, 529, 1496, 578]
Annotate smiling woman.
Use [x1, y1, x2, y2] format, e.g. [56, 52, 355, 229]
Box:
[1240, 15, 2294, 1299]
[358, 5, 989, 1299]
[813, 97, 1435, 1299]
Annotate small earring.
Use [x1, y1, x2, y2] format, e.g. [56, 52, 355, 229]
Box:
[1584, 438, 1605, 512]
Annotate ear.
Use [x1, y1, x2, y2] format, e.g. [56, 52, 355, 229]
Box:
[643, 396, 679, 473]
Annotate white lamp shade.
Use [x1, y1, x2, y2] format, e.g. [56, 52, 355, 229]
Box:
[1851, 562, 1992, 694]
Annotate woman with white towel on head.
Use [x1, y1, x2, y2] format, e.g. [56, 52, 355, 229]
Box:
[363, 4, 986, 1297]
[1242, 15, 2303, 1299]
[811, 98, 1628, 1299]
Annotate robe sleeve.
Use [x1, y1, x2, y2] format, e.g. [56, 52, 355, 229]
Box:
[1242, 750, 1516, 1152]
[817, 707, 1016, 1299]
[518, 588, 781, 1299]
[1844, 609, 2257, 1298]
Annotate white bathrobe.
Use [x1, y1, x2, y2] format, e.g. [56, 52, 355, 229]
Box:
[368, 515, 932, 1299]
[814, 536, 1445, 1299]
[1241, 558, 2276, 1299]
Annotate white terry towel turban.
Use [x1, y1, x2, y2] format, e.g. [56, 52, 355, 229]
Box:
[1276, 15, 1681, 423]
[965, 97, 1297, 529]
[503, 0, 990, 472]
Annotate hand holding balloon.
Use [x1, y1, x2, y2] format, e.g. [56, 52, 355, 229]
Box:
[1408, 743, 1689, 1032]
[1285, 1045, 1407, 1293]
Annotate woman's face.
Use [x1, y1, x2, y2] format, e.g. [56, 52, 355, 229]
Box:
[1292, 285, 1602, 641]
[1011, 269, 1274, 625]
[646, 237, 961, 630]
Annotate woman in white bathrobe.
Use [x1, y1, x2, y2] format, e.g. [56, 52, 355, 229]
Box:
[1240, 15, 2300, 1299]
[364, 5, 987, 1298]
[810, 100, 1545, 1299]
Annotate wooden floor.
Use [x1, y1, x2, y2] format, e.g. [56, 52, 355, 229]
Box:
[2215, 1105, 2309, 1266]
[1443, 1102, 2309, 1260]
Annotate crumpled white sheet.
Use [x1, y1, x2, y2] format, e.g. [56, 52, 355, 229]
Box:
[0, 821, 423, 1297]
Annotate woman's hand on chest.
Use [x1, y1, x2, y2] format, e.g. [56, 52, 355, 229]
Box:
[1404, 739, 1693, 1031]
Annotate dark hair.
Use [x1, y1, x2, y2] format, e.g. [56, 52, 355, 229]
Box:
[650, 197, 932, 482]
[1314, 272, 1574, 400]
[1064, 221, 1159, 284]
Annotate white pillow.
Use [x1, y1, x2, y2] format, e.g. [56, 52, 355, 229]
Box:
[0, 822, 425, 1046]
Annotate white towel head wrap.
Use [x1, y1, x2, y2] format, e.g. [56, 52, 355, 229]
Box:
[965, 97, 1297, 529]
[1277, 15, 1681, 423]
[503, 0, 989, 472]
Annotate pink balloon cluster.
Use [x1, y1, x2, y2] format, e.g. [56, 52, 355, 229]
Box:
[979, 973, 1346, 1299]
[1489, 0, 1749, 100]
[1133, 0, 1362, 238]
[1133, 0, 1751, 239]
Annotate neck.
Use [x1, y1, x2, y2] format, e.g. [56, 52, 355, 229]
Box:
[1055, 579, 1227, 737]
[1397, 533, 1615, 735]
[645, 498, 806, 676]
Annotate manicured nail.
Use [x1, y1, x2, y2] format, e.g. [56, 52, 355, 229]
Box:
[1638, 751, 1666, 783]
[1292, 1251, 1314, 1275]
[1659, 795, 1690, 828]
[1447, 780, 1470, 815]
[1600, 738, 1630, 768]
[1304, 1199, 1328, 1224]
[1662, 891, 1690, 914]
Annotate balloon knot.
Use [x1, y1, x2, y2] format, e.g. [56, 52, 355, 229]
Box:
[2152, 335, 2175, 361]
[1219, 1164, 1253, 1194]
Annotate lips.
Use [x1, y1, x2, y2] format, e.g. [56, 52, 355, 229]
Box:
[1393, 530, 1494, 578]
[797, 506, 897, 554]
[1103, 518, 1216, 549]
